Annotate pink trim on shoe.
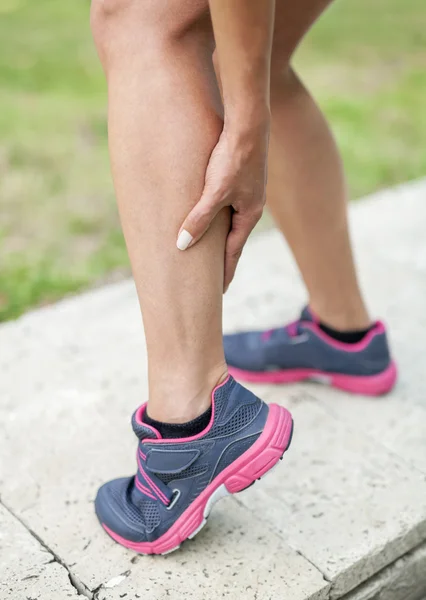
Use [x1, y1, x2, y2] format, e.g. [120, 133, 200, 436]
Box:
[134, 376, 231, 444]
[137, 452, 169, 505]
[286, 320, 300, 337]
[141, 375, 231, 446]
[303, 320, 386, 353]
[261, 329, 274, 341]
[134, 407, 161, 439]
[102, 403, 293, 555]
[134, 478, 156, 500]
[229, 360, 397, 397]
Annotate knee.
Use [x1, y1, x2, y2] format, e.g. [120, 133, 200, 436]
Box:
[90, 0, 125, 36]
[91, 0, 133, 19]
[90, 0, 117, 60]
[270, 63, 303, 98]
[270, 44, 295, 83]
[91, 0, 209, 64]
[90, 0, 141, 59]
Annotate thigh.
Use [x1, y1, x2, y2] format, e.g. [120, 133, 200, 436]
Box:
[272, 0, 334, 63]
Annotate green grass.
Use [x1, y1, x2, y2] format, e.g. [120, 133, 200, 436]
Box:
[1, 0, 425, 321]
[296, 0, 426, 196]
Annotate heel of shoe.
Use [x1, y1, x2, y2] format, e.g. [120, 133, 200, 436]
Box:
[330, 360, 398, 396]
[224, 404, 293, 494]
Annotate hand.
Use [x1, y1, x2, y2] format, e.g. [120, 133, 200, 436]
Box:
[177, 123, 269, 291]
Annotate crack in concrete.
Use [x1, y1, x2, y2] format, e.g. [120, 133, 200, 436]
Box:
[0, 499, 93, 599]
[294, 549, 332, 585]
[92, 570, 132, 600]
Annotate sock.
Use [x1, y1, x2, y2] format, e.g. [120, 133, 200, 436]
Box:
[144, 405, 212, 439]
[319, 322, 374, 344]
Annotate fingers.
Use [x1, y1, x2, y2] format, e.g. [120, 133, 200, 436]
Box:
[223, 209, 262, 292]
[176, 191, 224, 251]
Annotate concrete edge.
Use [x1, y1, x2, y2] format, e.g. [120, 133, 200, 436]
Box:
[351, 176, 426, 207]
[3, 177, 426, 332]
[339, 540, 426, 600]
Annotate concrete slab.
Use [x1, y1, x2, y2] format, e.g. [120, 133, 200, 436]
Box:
[231, 395, 426, 597]
[223, 182, 426, 473]
[342, 541, 426, 600]
[221, 178, 426, 596]
[92, 499, 329, 600]
[351, 178, 426, 276]
[0, 282, 328, 600]
[1, 178, 426, 599]
[0, 503, 85, 600]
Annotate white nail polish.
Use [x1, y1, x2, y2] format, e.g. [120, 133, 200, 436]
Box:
[176, 229, 193, 251]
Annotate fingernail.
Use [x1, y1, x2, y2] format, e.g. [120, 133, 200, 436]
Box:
[176, 229, 193, 251]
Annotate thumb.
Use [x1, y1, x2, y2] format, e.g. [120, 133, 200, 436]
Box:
[177, 192, 222, 251]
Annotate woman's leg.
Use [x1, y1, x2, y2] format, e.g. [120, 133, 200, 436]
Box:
[220, 1, 395, 395]
[91, 4, 294, 554]
[91, 0, 228, 423]
[267, 0, 370, 331]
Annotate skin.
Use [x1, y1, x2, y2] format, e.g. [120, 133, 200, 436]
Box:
[178, 0, 275, 290]
[178, 0, 274, 291]
[209, 0, 370, 329]
[91, 0, 229, 423]
[267, 0, 369, 330]
[91, 0, 370, 424]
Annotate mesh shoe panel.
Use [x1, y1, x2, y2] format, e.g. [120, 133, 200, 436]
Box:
[108, 479, 161, 533]
[212, 433, 260, 479]
[204, 401, 261, 439]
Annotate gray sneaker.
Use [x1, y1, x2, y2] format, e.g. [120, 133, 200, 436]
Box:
[95, 376, 293, 554]
[224, 307, 397, 396]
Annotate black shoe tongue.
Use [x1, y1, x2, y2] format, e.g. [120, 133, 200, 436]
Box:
[131, 408, 161, 441]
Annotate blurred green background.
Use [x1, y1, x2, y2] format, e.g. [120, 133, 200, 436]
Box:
[1, 0, 425, 321]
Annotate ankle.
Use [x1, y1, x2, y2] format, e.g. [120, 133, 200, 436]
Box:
[147, 363, 228, 423]
[309, 299, 371, 331]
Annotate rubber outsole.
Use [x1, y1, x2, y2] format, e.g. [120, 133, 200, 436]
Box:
[100, 404, 293, 555]
[228, 361, 398, 397]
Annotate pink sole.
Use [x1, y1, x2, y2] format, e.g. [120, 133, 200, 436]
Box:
[228, 361, 398, 396]
[102, 404, 293, 554]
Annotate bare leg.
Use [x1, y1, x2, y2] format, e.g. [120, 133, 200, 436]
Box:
[91, 0, 228, 423]
[267, 0, 370, 330]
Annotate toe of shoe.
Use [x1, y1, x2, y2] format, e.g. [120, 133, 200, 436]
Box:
[95, 477, 149, 544]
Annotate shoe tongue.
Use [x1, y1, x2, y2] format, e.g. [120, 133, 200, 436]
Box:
[131, 405, 162, 441]
[300, 306, 315, 322]
[283, 306, 314, 337]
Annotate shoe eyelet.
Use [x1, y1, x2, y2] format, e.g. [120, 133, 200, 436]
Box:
[166, 489, 181, 511]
